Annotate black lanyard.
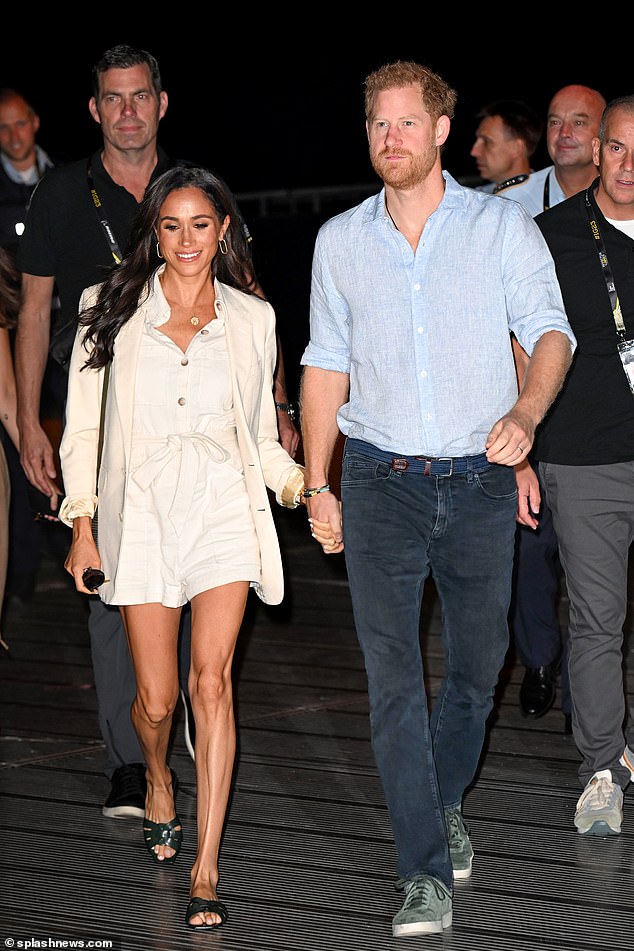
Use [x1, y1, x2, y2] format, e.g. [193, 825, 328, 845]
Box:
[543, 170, 551, 212]
[87, 158, 123, 265]
[584, 186, 626, 336]
[493, 173, 529, 195]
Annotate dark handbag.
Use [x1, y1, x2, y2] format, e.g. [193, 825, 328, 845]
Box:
[92, 361, 111, 545]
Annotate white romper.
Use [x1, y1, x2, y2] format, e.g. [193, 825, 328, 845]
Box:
[112, 312, 260, 608]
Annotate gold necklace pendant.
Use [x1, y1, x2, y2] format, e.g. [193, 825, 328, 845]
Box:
[190, 315, 200, 327]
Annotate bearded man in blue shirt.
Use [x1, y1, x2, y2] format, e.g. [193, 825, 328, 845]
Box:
[300, 60, 576, 940]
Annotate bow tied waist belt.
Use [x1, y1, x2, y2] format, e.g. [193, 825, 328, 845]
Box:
[346, 438, 490, 477]
[132, 416, 237, 529]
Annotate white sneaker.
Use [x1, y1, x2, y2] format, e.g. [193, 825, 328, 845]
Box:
[619, 744, 634, 782]
[574, 769, 623, 836]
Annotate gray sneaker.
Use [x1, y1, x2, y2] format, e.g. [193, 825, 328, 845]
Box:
[574, 769, 623, 836]
[392, 875, 452, 937]
[445, 807, 474, 880]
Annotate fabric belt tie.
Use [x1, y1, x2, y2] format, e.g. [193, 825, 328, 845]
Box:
[133, 422, 235, 530]
[346, 437, 490, 477]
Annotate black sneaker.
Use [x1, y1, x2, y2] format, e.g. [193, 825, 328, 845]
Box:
[180, 689, 196, 762]
[102, 763, 146, 818]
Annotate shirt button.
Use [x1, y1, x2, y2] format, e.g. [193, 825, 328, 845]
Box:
[417, 326, 424, 334]
[181, 357, 189, 366]
[178, 397, 186, 406]
[420, 370, 428, 379]
[201, 328, 209, 335]
[414, 283, 421, 291]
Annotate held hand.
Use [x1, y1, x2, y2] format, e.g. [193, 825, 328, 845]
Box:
[46, 482, 61, 515]
[485, 412, 535, 467]
[19, 421, 61, 503]
[306, 492, 343, 554]
[515, 459, 540, 529]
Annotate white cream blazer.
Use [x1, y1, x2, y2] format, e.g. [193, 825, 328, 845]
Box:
[59, 271, 304, 606]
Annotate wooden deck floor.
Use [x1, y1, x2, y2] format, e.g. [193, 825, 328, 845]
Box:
[1, 506, 633, 950]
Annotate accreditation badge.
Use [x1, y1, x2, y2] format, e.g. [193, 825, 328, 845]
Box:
[617, 338, 634, 395]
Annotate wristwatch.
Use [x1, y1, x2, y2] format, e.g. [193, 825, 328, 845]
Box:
[275, 401, 298, 423]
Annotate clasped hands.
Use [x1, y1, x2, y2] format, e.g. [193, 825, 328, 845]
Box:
[306, 492, 343, 554]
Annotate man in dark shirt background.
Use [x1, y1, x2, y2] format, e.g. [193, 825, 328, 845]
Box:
[0, 87, 56, 601]
[532, 94, 634, 837]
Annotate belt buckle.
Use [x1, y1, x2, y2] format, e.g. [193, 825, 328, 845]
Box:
[438, 457, 453, 476]
[391, 458, 409, 472]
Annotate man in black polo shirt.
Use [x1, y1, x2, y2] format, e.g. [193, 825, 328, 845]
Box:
[533, 95, 634, 836]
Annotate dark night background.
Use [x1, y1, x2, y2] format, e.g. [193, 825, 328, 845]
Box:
[2, 31, 633, 400]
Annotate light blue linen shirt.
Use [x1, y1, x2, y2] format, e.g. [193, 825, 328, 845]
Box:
[301, 170, 576, 457]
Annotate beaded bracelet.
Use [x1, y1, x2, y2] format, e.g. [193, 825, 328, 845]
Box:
[302, 483, 331, 499]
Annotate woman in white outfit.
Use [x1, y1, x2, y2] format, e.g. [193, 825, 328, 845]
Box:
[59, 166, 305, 931]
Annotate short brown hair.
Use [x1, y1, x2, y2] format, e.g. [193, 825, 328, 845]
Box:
[599, 94, 634, 141]
[364, 61, 457, 123]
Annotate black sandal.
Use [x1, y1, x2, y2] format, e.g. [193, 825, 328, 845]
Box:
[185, 897, 229, 930]
[143, 814, 183, 863]
[142, 769, 181, 864]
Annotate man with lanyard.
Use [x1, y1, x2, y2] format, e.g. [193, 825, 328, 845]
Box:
[498, 85, 606, 730]
[530, 95, 634, 835]
[497, 85, 606, 212]
[15, 45, 297, 818]
[469, 98, 543, 195]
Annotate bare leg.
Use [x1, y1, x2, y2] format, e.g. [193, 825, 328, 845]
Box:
[120, 603, 182, 860]
[187, 581, 249, 927]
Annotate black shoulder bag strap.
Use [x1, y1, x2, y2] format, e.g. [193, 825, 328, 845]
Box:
[92, 360, 111, 544]
[96, 361, 111, 483]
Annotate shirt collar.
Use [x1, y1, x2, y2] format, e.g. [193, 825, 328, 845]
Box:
[364, 170, 463, 225]
[145, 266, 223, 329]
[1, 144, 53, 184]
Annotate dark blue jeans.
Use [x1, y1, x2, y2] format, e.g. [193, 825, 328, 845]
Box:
[341, 439, 517, 889]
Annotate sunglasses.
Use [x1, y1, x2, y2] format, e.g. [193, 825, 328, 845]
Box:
[82, 568, 107, 591]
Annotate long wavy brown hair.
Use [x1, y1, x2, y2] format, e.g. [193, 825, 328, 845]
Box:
[79, 165, 259, 370]
[0, 247, 20, 329]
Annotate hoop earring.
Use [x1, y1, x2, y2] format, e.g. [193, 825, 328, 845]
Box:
[218, 237, 228, 256]
[156, 241, 164, 259]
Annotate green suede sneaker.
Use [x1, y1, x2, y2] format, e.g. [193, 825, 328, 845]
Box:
[392, 875, 452, 937]
[445, 807, 474, 880]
